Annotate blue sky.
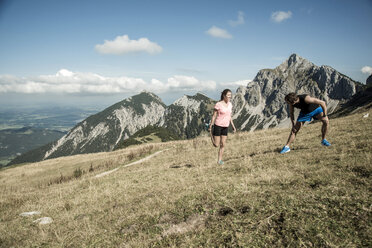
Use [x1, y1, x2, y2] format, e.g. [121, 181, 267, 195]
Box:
[0, 0, 371, 108]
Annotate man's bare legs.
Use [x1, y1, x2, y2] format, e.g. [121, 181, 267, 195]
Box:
[316, 114, 329, 140]
[285, 121, 303, 147]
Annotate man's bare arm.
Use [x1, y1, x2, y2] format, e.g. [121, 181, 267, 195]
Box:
[304, 96, 327, 116]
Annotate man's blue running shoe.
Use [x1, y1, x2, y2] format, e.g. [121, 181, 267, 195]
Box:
[321, 139, 331, 146]
[280, 146, 290, 154]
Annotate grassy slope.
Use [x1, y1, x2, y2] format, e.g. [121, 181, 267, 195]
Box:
[0, 112, 371, 247]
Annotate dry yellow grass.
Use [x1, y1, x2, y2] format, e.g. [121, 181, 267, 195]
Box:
[0, 112, 371, 247]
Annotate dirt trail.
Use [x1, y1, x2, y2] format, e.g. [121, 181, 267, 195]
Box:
[94, 149, 167, 178]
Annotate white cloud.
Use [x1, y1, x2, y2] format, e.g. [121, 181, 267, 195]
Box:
[220, 80, 252, 88]
[271, 11, 292, 23]
[206, 26, 232, 39]
[95, 35, 162, 55]
[361, 66, 372, 75]
[167, 75, 216, 91]
[229, 11, 245, 27]
[0, 70, 216, 95]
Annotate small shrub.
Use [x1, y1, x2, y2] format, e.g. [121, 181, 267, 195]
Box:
[64, 202, 72, 211]
[48, 173, 67, 186]
[73, 168, 83, 178]
[105, 160, 113, 168]
[128, 152, 135, 161]
[89, 163, 94, 172]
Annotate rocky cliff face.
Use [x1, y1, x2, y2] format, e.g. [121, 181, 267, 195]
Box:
[232, 54, 360, 131]
[331, 75, 372, 117]
[160, 93, 216, 139]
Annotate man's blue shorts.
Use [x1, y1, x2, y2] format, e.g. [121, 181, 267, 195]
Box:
[297, 107, 323, 122]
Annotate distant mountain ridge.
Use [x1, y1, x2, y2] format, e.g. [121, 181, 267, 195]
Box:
[8, 54, 362, 166]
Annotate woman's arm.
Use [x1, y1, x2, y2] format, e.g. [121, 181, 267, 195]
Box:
[208, 109, 218, 131]
[230, 119, 236, 133]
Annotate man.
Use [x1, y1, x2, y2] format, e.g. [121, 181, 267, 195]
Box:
[280, 93, 331, 154]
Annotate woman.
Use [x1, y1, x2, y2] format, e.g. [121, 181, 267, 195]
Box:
[208, 89, 236, 165]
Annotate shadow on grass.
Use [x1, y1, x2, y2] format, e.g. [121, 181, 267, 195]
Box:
[170, 163, 193, 169]
[291, 146, 310, 151]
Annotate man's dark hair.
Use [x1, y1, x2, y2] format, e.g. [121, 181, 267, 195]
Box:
[285, 93, 298, 104]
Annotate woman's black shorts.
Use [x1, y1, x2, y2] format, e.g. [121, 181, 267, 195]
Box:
[213, 125, 228, 136]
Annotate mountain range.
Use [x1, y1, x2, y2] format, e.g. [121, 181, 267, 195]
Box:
[8, 54, 365, 166]
[232, 54, 361, 131]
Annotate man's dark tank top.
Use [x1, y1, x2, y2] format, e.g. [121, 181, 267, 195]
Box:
[293, 94, 320, 114]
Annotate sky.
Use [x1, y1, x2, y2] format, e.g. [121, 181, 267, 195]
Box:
[0, 0, 371, 109]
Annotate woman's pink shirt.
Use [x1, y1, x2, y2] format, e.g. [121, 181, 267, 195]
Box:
[214, 101, 232, 127]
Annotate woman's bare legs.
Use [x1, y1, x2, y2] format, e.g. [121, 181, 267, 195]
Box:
[218, 135, 227, 162]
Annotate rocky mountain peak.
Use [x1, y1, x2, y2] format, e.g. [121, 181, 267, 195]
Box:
[277, 53, 315, 73]
[173, 95, 190, 105]
[173, 94, 202, 113]
[190, 93, 211, 102]
[172, 93, 213, 108]
[127, 91, 165, 106]
[367, 74, 372, 86]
